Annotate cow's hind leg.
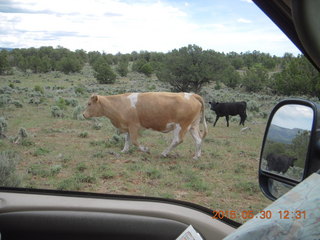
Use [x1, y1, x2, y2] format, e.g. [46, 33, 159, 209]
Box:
[239, 113, 246, 126]
[121, 132, 130, 153]
[161, 123, 186, 157]
[226, 115, 230, 127]
[189, 120, 202, 160]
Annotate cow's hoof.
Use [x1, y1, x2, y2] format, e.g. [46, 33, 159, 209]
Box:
[160, 153, 168, 158]
[193, 155, 200, 160]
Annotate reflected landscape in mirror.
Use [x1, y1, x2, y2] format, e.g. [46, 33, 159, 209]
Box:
[261, 104, 313, 181]
[268, 178, 294, 199]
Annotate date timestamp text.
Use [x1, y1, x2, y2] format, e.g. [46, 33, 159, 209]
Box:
[212, 210, 306, 220]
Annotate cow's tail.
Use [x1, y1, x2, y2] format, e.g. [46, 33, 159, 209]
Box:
[194, 94, 208, 139]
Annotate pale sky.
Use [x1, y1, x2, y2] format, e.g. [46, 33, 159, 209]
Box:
[272, 105, 314, 130]
[0, 0, 301, 56]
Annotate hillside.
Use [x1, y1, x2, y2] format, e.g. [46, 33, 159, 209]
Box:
[267, 124, 304, 144]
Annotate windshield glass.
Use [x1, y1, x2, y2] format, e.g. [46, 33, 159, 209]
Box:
[1, 0, 318, 224]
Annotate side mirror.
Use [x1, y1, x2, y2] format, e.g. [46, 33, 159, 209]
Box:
[259, 99, 320, 200]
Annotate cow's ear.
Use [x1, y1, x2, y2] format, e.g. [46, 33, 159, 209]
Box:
[91, 94, 98, 102]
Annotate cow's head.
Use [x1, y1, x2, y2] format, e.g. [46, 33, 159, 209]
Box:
[208, 101, 219, 111]
[83, 94, 102, 118]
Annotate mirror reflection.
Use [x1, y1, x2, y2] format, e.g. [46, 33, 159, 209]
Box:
[268, 178, 293, 199]
[261, 104, 313, 181]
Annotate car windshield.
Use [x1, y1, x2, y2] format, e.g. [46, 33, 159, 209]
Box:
[1, 0, 318, 224]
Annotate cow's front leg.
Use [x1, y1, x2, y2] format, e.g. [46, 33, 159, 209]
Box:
[121, 132, 130, 153]
[213, 116, 219, 127]
[129, 126, 150, 153]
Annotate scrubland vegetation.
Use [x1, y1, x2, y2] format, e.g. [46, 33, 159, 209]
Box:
[0, 45, 319, 223]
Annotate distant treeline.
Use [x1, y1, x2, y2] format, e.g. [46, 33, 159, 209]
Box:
[0, 45, 319, 96]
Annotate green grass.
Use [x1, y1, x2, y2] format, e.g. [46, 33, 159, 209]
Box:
[0, 67, 296, 223]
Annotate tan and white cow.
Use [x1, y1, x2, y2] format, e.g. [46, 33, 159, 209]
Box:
[83, 92, 208, 159]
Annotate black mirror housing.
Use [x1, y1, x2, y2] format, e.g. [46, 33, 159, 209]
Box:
[259, 99, 320, 200]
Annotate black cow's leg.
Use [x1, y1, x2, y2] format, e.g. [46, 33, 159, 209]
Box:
[239, 115, 243, 125]
[213, 116, 219, 127]
[226, 115, 229, 127]
[241, 112, 247, 126]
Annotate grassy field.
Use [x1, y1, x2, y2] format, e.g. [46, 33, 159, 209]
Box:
[0, 65, 290, 223]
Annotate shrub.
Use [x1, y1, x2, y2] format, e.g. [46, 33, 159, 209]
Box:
[51, 106, 64, 118]
[92, 119, 102, 130]
[76, 162, 87, 172]
[34, 85, 44, 94]
[55, 97, 67, 110]
[0, 95, 11, 107]
[105, 134, 124, 147]
[247, 100, 260, 112]
[75, 84, 86, 95]
[234, 181, 259, 195]
[101, 169, 115, 179]
[28, 164, 50, 177]
[50, 165, 62, 176]
[73, 105, 84, 120]
[0, 117, 8, 138]
[145, 168, 161, 179]
[75, 173, 96, 183]
[0, 151, 21, 187]
[65, 98, 78, 107]
[57, 178, 81, 191]
[78, 131, 88, 138]
[13, 127, 29, 144]
[12, 100, 23, 108]
[29, 97, 41, 105]
[33, 147, 50, 156]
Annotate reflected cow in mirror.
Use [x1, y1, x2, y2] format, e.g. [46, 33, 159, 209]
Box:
[266, 153, 297, 174]
[208, 101, 247, 127]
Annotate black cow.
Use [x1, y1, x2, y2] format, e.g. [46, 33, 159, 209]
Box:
[266, 153, 297, 174]
[208, 101, 247, 127]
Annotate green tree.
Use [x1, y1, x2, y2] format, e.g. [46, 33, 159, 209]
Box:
[157, 45, 228, 93]
[57, 55, 82, 74]
[242, 64, 268, 92]
[291, 130, 310, 168]
[139, 63, 153, 77]
[132, 58, 147, 72]
[39, 56, 52, 73]
[221, 66, 241, 89]
[273, 55, 320, 96]
[116, 60, 129, 77]
[93, 58, 116, 84]
[0, 50, 10, 75]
